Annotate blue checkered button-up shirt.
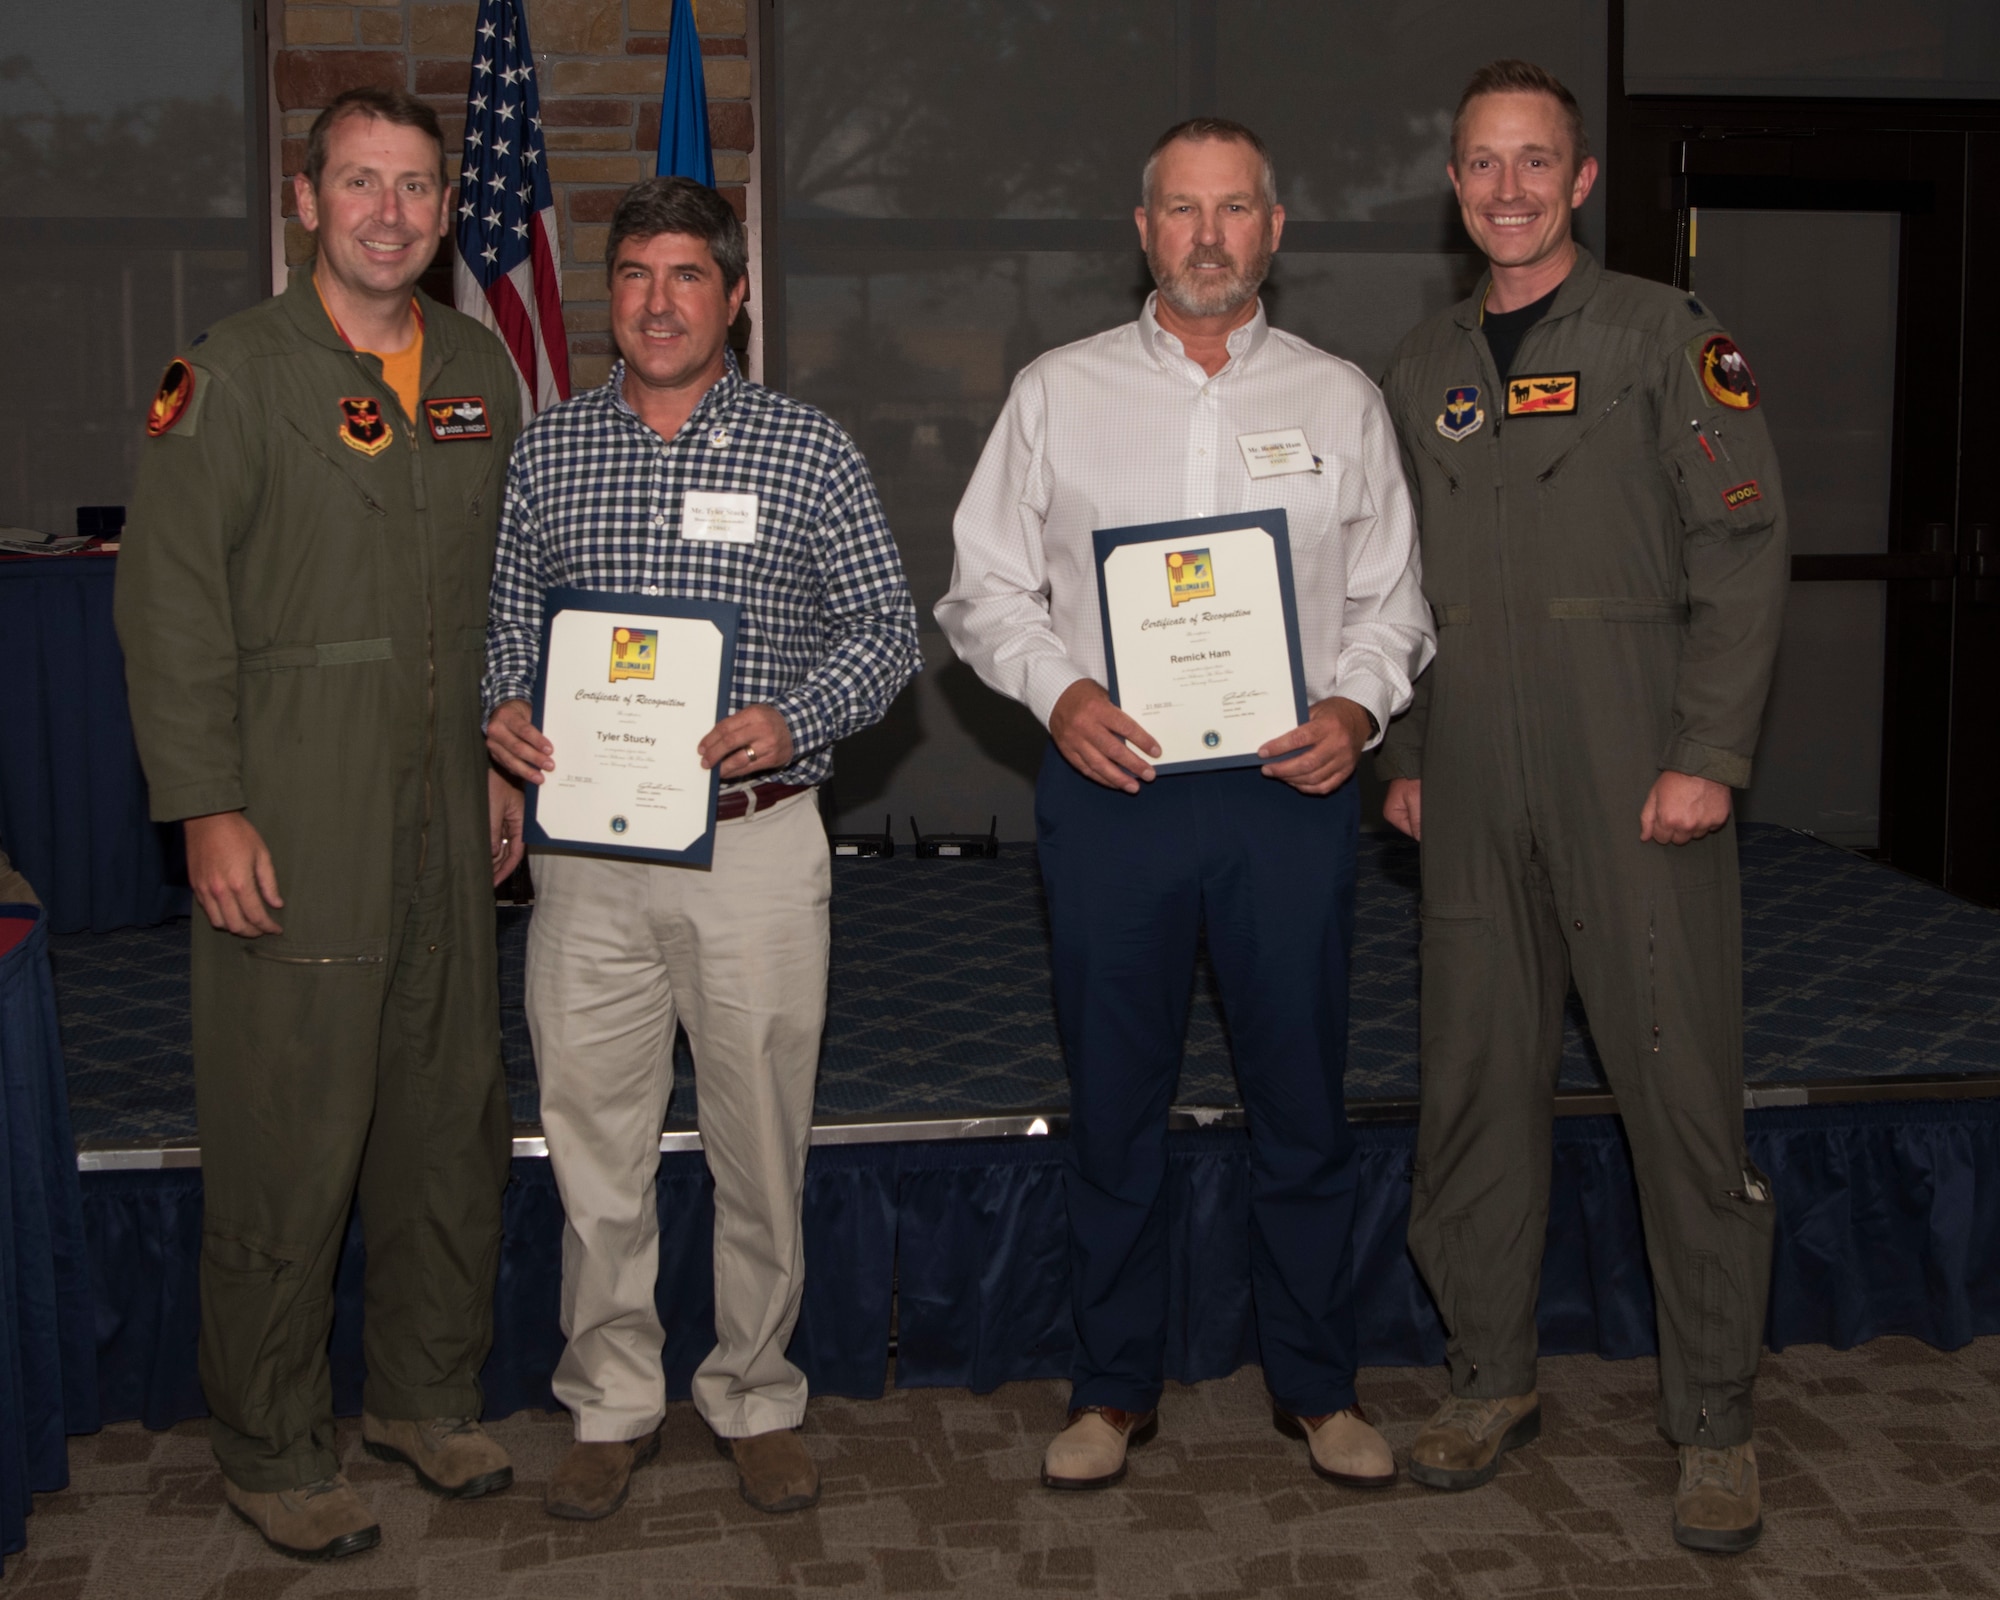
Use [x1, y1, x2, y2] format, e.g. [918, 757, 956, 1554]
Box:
[485, 359, 920, 789]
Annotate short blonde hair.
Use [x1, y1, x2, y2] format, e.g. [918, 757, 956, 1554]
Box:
[1451, 60, 1590, 168]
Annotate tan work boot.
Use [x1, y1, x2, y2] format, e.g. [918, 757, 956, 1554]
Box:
[1673, 1441, 1763, 1554]
[544, 1427, 660, 1520]
[1274, 1403, 1397, 1488]
[1041, 1406, 1158, 1490]
[224, 1473, 380, 1561]
[1408, 1390, 1541, 1490]
[713, 1427, 820, 1513]
[362, 1413, 513, 1499]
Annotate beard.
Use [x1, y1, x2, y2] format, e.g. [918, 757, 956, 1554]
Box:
[1149, 238, 1272, 320]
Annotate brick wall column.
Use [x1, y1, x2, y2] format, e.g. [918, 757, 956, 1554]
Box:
[275, 0, 754, 390]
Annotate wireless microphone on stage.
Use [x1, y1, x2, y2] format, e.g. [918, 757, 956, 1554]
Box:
[910, 816, 1000, 859]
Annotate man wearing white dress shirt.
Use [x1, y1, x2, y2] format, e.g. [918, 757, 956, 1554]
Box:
[937, 119, 1435, 1492]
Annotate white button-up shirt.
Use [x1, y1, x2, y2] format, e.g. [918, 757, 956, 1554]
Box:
[937, 294, 1435, 743]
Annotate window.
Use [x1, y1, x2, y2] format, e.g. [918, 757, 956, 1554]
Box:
[0, 0, 270, 535]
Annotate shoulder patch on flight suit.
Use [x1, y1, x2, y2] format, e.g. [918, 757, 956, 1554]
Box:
[1722, 479, 1763, 510]
[424, 395, 493, 441]
[146, 359, 199, 437]
[1688, 333, 1759, 410]
[339, 397, 393, 457]
[1504, 372, 1579, 418]
[1436, 384, 1485, 441]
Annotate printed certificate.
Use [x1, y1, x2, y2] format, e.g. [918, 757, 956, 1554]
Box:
[1092, 510, 1309, 774]
[523, 588, 740, 867]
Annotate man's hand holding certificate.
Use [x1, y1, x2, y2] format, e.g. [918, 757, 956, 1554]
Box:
[485, 589, 744, 868]
[1082, 509, 1368, 793]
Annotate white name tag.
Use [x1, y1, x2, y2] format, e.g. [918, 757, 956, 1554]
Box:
[682, 490, 759, 544]
[1237, 427, 1320, 479]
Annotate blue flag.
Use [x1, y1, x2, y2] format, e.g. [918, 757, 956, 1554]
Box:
[656, 0, 715, 185]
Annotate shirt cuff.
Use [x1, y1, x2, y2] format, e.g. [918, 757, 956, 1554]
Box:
[771, 691, 827, 762]
[147, 778, 247, 825]
[1025, 656, 1092, 729]
[1331, 673, 1396, 752]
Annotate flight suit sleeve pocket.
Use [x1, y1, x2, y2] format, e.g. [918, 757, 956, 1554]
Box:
[1669, 433, 1775, 541]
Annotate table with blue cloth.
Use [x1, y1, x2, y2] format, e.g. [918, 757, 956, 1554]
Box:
[0, 902, 99, 1573]
[0, 552, 186, 934]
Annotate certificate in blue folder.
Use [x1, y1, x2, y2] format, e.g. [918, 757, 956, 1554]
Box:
[1091, 509, 1310, 775]
[523, 588, 741, 867]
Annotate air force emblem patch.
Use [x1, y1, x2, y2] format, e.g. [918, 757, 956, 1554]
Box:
[1692, 334, 1759, 410]
[147, 359, 196, 437]
[339, 397, 392, 457]
[1436, 385, 1484, 442]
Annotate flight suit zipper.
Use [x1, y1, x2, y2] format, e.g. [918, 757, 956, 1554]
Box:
[1536, 385, 1636, 484]
[405, 410, 437, 889]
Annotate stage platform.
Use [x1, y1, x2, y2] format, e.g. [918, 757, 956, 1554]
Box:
[51, 824, 2000, 1158]
[48, 824, 2000, 1429]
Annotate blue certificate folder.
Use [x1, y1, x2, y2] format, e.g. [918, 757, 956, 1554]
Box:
[523, 588, 741, 868]
[1091, 509, 1310, 776]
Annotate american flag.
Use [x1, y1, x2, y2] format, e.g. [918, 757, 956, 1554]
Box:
[453, 0, 570, 416]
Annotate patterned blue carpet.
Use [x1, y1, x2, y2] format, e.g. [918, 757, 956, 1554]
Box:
[49, 825, 2000, 1146]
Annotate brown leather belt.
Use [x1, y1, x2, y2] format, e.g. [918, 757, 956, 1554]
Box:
[714, 781, 812, 821]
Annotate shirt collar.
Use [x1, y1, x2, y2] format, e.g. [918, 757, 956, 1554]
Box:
[1140, 291, 1270, 379]
[602, 347, 745, 436]
[1455, 249, 1601, 331]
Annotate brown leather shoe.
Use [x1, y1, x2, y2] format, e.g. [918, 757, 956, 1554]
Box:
[362, 1413, 513, 1499]
[1041, 1406, 1158, 1490]
[1673, 1441, 1763, 1554]
[713, 1426, 820, 1513]
[1408, 1390, 1541, 1490]
[1274, 1403, 1397, 1488]
[224, 1473, 380, 1561]
[544, 1427, 661, 1521]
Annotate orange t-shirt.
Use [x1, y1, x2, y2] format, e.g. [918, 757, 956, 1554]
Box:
[315, 276, 425, 422]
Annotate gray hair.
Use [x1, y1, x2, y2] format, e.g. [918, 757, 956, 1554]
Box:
[1140, 117, 1277, 209]
[606, 176, 749, 292]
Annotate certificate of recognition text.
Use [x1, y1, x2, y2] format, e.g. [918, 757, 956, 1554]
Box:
[1093, 512, 1308, 774]
[526, 590, 739, 865]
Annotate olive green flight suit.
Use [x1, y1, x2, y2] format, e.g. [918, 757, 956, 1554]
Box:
[115, 268, 522, 1489]
[1377, 252, 1787, 1447]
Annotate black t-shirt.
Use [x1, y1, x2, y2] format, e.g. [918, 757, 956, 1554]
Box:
[1481, 285, 1559, 380]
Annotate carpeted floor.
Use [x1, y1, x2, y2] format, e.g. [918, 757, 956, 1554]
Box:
[50, 825, 2000, 1145]
[10, 1337, 1997, 1597]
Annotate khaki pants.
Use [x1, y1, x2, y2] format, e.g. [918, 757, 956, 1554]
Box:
[525, 790, 829, 1441]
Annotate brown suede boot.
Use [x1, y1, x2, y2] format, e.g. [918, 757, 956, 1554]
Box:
[1408, 1391, 1541, 1490]
[223, 1473, 380, 1561]
[362, 1413, 513, 1499]
[1673, 1441, 1763, 1554]
[545, 1427, 661, 1521]
[714, 1427, 820, 1513]
[1041, 1406, 1158, 1490]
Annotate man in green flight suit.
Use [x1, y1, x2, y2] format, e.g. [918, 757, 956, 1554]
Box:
[115, 87, 525, 1561]
[1376, 61, 1788, 1554]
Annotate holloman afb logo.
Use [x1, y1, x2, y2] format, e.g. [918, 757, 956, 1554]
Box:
[609, 626, 658, 682]
[1166, 549, 1215, 607]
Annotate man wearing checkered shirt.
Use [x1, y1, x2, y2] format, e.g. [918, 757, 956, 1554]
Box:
[484, 177, 919, 1522]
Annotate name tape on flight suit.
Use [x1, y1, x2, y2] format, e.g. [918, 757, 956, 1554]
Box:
[1723, 480, 1763, 510]
[1503, 373, 1580, 418]
[424, 396, 492, 441]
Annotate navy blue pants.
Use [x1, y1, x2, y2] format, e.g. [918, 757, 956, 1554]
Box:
[1035, 743, 1361, 1416]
